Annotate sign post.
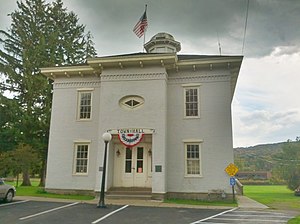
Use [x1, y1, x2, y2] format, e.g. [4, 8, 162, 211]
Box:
[230, 177, 236, 202]
[225, 163, 239, 202]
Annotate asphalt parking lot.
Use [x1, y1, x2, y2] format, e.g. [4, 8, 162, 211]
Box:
[0, 200, 225, 224]
[0, 200, 294, 224]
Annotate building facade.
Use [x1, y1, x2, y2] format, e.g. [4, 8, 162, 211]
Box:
[42, 33, 243, 200]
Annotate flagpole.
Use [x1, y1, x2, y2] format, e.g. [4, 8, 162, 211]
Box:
[143, 4, 147, 52]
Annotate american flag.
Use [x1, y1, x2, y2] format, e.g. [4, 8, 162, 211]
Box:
[133, 10, 148, 38]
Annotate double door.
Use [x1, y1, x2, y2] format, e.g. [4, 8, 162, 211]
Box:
[113, 143, 152, 188]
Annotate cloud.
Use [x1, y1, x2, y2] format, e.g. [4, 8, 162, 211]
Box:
[233, 100, 300, 147]
[271, 46, 300, 56]
[232, 50, 300, 146]
[1, 0, 300, 147]
[59, 0, 300, 57]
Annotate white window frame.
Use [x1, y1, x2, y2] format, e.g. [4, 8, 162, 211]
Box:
[182, 84, 201, 119]
[73, 142, 90, 175]
[183, 139, 203, 177]
[77, 88, 93, 121]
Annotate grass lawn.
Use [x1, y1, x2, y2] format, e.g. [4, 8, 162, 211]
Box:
[244, 185, 300, 223]
[6, 179, 94, 201]
[244, 185, 299, 211]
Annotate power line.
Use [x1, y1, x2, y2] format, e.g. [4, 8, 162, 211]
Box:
[242, 0, 250, 55]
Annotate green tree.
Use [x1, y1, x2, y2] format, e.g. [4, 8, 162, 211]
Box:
[12, 144, 40, 186]
[275, 141, 300, 190]
[0, 95, 22, 152]
[0, 144, 39, 187]
[0, 0, 96, 186]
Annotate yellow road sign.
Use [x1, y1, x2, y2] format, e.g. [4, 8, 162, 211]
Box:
[225, 163, 239, 176]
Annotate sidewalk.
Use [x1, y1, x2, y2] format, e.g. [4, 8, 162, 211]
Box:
[15, 195, 268, 210]
[236, 195, 268, 209]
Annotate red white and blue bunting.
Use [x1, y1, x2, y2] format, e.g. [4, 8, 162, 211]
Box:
[118, 133, 144, 147]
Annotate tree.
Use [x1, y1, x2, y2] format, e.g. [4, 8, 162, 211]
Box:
[0, 0, 96, 186]
[275, 141, 300, 190]
[0, 144, 40, 186]
[12, 144, 40, 186]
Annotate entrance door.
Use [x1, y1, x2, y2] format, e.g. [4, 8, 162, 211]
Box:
[113, 143, 152, 188]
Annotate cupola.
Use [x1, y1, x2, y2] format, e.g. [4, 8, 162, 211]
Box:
[144, 32, 181, 53]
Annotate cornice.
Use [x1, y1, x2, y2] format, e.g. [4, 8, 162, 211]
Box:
[53, 81, 101, 89]
[100, 72, 168, 82]
[168, 73, 230, 84]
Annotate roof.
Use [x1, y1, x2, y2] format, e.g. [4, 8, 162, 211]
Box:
[91, 52, 243, 61]
[40, 52, 243, 81]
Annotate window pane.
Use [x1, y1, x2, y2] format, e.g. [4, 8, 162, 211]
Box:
[75, 144, 89, 174]
[136, 147, 144, 173]
[79, 92, 91, 119]
[185, 88, 199, 117]
[187, 160, 200, 174]
[137, 161, 143, 173]
[186, 144, 200, 175]
[125, 161, 132, 173]
[137, 147, 143, 159]
[126, 148, 132, 159]
[125, 148, 132, 173]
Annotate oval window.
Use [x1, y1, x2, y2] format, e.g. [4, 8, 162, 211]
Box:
[119, 95, 144, 110]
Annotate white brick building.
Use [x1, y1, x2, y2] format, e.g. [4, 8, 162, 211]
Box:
[41, 33, 243, 200]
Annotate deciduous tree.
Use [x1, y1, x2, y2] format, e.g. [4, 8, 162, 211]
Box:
[275, 141, 300, 190]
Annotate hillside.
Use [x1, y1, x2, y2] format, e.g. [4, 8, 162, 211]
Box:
[233, 142, 287, 172]
[234, 142, 285, 157]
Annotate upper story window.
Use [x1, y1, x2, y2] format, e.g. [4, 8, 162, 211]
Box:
[183, 84, 200, 118]
[119, 95, 144, 110]
[77, 90, 92, 120]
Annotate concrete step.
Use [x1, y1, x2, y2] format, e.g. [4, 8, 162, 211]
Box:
[106, 187, 152, 200]
[106, 194, 152, 200]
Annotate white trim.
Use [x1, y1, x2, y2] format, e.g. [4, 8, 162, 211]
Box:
[73, 140, 92, 143]
[184, 142, 202, 177]
[183, 85, 200, 119]
[182, 139, 203, 143]
[76, 91, 93, 121]
[119, 95, 145, 110]
[181, 83, 202, 87]
[73, 143, 90, 175]
[77, 88, 95, 91]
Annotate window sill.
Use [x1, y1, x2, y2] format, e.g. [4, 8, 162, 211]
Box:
[73, 173, 89, 176]
[184, 175, 203, 178]
[183, 116, 200, 119]
[76, 119, 92, 122]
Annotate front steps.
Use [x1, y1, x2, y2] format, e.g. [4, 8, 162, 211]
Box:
[106, 187, 152, 200]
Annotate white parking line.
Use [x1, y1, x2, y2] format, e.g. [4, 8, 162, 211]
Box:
[233, 210, 286, 215]
[190, 207, 238, 224]
[213, 217, 287, 223]
[0, 200, 29, 207]
[223, 214, 293, 218]
[91, 205, 129, 224]
[19, 202, 80, 220]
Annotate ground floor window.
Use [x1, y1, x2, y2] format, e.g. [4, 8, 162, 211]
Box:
[74, 144, 89, 174]
[185, 142, 202, 176]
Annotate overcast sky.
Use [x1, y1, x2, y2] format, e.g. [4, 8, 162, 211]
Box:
[1, 0, 300, 147]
